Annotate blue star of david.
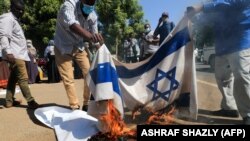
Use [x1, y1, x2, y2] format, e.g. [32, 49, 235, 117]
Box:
[147, 67, 179, 101]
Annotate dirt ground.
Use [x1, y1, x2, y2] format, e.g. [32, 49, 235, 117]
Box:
[0, 79, 242, 141]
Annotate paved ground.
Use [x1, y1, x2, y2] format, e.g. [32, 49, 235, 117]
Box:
[0, 78, 242, 141]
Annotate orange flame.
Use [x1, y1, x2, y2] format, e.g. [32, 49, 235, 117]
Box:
[96, 102, 176, 140]
[99, 100, 136, 140]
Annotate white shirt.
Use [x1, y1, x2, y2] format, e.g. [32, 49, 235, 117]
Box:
[0, 12, 30, 61]
[54, 0, 98, 54]
[144, 30, 160, 54]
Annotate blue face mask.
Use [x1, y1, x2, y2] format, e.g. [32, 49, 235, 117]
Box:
[82, 4, 94, 15]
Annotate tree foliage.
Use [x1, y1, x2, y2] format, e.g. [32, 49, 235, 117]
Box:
[1, 0, 145, 58]
[0, 0, 10, 15]
[22, 0, 62, 56]
[96, 0, 145, 57]
[191, 0, 214, 49]
[192, 13, 215, 49]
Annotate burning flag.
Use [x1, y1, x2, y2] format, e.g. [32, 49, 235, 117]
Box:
[86, 16, 197, 122]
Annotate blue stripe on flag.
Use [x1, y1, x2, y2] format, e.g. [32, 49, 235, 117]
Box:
[116, 27, 191, 78]
[89, 62, 121, 96]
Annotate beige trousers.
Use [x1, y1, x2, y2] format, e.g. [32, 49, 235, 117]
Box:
[55, 47, 90, 107]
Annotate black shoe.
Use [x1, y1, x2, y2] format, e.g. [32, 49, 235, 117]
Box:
[5, 99, 22, 108]
[212, 109, 239, 118]
[82, 105, 88, 112]
[243, 117, 250, 125]
[28, 100, 40, 109]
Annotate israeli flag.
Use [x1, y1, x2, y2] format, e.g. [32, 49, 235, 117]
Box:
[87, 17, 197, 119]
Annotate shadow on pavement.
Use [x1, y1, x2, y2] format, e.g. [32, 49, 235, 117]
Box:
[0, 98, 5, 108]
[0, 98, 27, 109]
[123, 107, 242, 125]
[0, 98, 5, 107]
[196, 67, 214, 73]
[26, 103, 70, 128]
[197, 109, 242, 125]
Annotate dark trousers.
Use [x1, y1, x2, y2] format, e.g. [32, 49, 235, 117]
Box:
[6, 59, 34, 104]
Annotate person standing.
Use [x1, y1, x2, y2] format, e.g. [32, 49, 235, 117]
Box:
[124, 34, 139, 63]
[141, 23, 159, 60]
[44, 40, 60, 83]
[187, 0, 250, 124]
[0, 0, 39, 109]
[154, 12, 175, 45]
[26, 39, 38, 84]
[54, 0, 103, 111]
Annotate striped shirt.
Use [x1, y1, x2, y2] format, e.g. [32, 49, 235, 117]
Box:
[0, 12, 30, 61]
[54, 0, 98, 55]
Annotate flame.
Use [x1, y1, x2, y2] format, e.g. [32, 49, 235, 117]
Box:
[99, 100, 136, 140]
[146, 106, 176, 125]
[93, 102, 176, 140]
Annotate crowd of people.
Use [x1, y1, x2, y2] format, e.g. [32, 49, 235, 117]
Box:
[122, 12, 175, 63]
[0, 0, 250, 125]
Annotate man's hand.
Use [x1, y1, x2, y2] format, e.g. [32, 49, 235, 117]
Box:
[95, 44, 102, 49]
[5, 54, 15, 64]
[70, 23, 104, 44]
[90, 33, 104, 49]
[186, 6, 196, 19]
[90, 33, 104, 44]
[70, 24, 104, 49]
[148, 38, 153, 43]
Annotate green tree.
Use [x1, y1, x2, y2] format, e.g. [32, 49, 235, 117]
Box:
[0, 0, 61, 57]
[96, 0, 145, 59]
[191, 0, 214, 49]
[22, 0, 62, 57]
[0, 0, 10, 15]
[2, 0, 145, 59]
[192, 13, 215, 49]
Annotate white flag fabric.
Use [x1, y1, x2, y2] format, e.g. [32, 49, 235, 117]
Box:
[34, 106, 99, 141]
[87, 17, 197, 119]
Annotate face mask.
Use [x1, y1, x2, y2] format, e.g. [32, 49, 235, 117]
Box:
[145, 28, 151, 33]
[82, 4, 94, 15]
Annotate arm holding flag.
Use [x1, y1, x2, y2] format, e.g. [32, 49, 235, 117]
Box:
[87, 14, 198, 123]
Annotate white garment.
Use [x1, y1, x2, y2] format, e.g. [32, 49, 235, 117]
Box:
[144, 30, 160, 54]
[214, 48, 250, 118]
[27, 42, 37, 56]
[0, 12, 30, 61]
[44, 45, 55, 58]
[54, 0, 98, 55]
